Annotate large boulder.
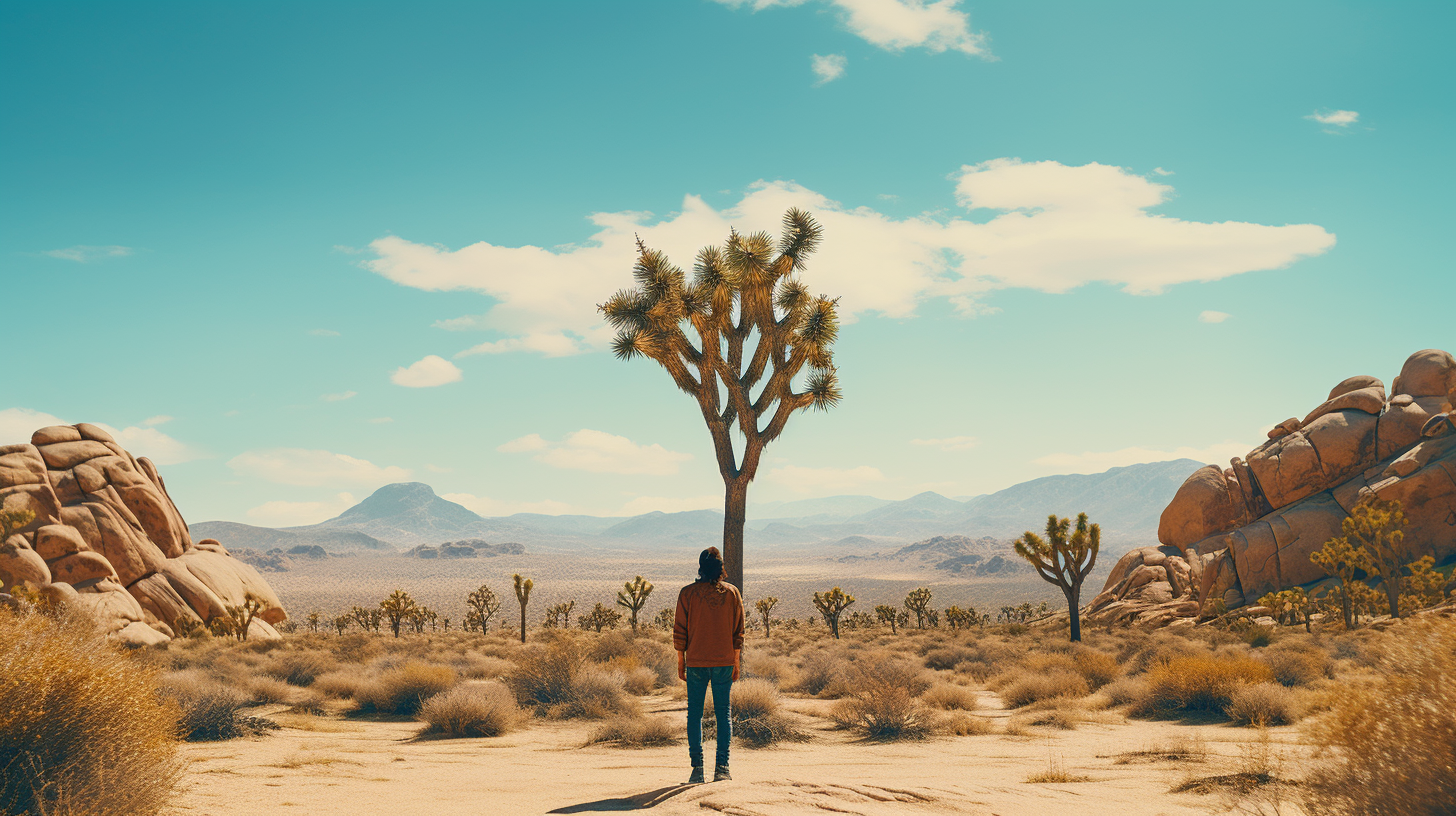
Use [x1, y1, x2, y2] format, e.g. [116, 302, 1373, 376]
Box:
[0, 424, 286, 644]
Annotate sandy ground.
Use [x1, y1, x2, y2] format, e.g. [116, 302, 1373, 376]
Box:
[168, 689, 1304, 816]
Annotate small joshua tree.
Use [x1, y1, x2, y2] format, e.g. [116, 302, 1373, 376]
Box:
[904, 587, 932, 630]
[1399, 555, 1446, 615]
[653, 607, 675, 631]
[875, 604, 898, 635]
[1311, 531, 1373, 629]
[1341, 496, 1409, 618]
[305, 610, 322, 633]
[513, 574, 533, 643]
[580, 602, 623, 632]
[466, 584, 502, 633]
[754, 597, 778, 638]
[944, 606, 970, 630]
[1258, 588, 1312, 632]
[812, 587, 855, 639]
[171, 615, 205, 638]
[544, 600, 576, 628]
[379, 589, 420, 638]
[207, 616, 234, 638]
[226, 594, 265, 641]
[616, 576, 654, 632]
[332, 615, 351, 636]
[1013, 512, 1100, 643]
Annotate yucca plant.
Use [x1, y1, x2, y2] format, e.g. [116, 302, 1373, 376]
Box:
[616, 576, 653, 632]
[379, 589, 419, 638]
[813, 587, 855, 639]
[754, 597, 778, 638]
[1014, 513, 1100, 642]
[513, 575, 533, 643]
[904, 588, 932, 630]
[599, 209, 842, 591]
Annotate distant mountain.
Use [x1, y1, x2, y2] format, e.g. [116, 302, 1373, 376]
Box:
[313, 482, 490, 544]
[190, 520, 396, 553]
[749, 495, 892, 522]
[958, 459, 1204, 536]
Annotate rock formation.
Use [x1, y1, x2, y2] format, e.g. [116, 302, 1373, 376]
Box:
[1090, 349, 1456, 625]
[0, 423, 287, 645]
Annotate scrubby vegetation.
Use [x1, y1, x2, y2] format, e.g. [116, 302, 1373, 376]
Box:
[418, 683, 521, 738]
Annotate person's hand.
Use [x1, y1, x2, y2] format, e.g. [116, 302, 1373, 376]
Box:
[677, 655, 686, 682]
[732, 662, 740, 681]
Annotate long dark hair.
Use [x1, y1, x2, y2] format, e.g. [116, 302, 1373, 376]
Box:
[697, 546, 724, 586]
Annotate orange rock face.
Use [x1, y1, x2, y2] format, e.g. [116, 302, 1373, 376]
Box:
[1090, 349, 1456, 624]
[0, 424, 286, 645]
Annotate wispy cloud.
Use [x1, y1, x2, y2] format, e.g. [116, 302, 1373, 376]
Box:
[1152, 167, 1173, 176]
[910, 435, 979, 451]
[366, 158, 1335, 356]
[497, 429, 691, 476]
[245, 492, 356, 527]
[228, 448, 412, 488]
[143, 415, 173, 426]
[321, 390, 358, 402]
[1307, 109, 1359, 128]
[1032, 441, 1257, 473]
[714, 0, 989, 56]
[812, 53, 847, 85]
[0, 407, 198, 465]
[390, 355, 462, 387]
[43, 245, 133, 262]
[442, 492, 576, 517]
[1198, 310, 1231, 324]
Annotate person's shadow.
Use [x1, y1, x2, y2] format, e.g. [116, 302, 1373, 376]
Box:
[547, 784, 697, 813]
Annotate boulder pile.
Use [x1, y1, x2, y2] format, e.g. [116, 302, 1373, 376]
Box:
[1090, 349, 1456, 625]
[0, 423, 286, 645]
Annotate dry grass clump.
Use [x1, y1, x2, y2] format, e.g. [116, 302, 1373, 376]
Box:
[506, 642, 636, 719]
[586, 715, 680, 747]
[453, 653, 516, 680]
[264, 650, 338, 687]
[921, 682, 979, 711]
[417, 683, 521, 738]
[1026, 753, 1092, 783]
[707, 678, 807, 747]
[244, 674, 297, 705]
[355, 662, 458, 715]
[793, 648, 851, 697]
[1000, 671, 1090, 708]
[622, 665, 660, 696]
[1133, 653, 1273, 717]
[1302, 617, 1456, 816]
[1099, 675, 1150, 707]
[1259, 643, 1331, 687]
[313, 669, 371, 700]
[158, 670, 278, 741]
[923, 645, 976, 671]
[745, 653, 798, 687]
[1224, 683, 1302, 727]
[1070, 649, 1119, 689]
[631, 638, 678, 687]
[0, 609, 182, 816]
[937, 710, 993, 736]
[830, 662, 937, 741]
[1018, 701, 1088, 730]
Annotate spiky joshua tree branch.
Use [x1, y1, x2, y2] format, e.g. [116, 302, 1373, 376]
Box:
[599, 209, 842, 592]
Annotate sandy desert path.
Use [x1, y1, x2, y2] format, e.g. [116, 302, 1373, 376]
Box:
[168, 688, 1301, 816]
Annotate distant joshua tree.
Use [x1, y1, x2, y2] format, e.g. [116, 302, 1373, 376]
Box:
[812, 587, 855, 639]
[580, 602, 623, 632]
[754, 597, 779, 639]
[904, 588, 932, 630]
[1341, 496, 1409, 618]
[513, 575, 533, 643]
[653, 607, 675, 631]
[944, 606, 969, 630]
[466, 584, 502, 633]
[305, 610, 322, 634]
[379, 589, 420, 638]
[598, 210, 843, 592]
[1014, 513, 1101, 642]
[875, 604, 899, 635]
[616, 576, 654, 633]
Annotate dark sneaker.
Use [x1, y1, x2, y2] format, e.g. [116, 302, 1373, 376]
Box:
[688, 766, 705, 784]
[713, 765, 732, 782]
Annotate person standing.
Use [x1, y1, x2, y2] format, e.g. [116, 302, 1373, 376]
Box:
[673, 546, 744, 783]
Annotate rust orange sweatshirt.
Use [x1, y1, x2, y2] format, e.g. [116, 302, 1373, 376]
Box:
[673, 580, 745, 667]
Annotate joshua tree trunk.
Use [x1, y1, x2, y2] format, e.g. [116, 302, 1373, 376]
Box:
[1063, 585, 1082, 643]
[722, 477, 748, 591]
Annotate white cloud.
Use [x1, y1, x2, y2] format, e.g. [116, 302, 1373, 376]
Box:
[143, 415, 173, 426]
[228, 448, 412, 488]
[910, 435, 979, 451]
[1152, 167, 1173, 176]
[309, 328, 341, 337]
[365, 159, 1334, 355]
[619, 495, 722, 515]
[322, 390, 358, 402]
[0, 408, 198, 465]
[43, 245, 132, 262]
[715, 0, 989, 56]
[765, 464, 887, 494]
[442, 492, 576, 517]
[1031, 441, 1257, 473]
[245, 492, 356, 527]
[812, 53, 847, 85]
[498, 429, 691, 476]
[390, 355, 462, 388]
[1307, 109, 1359, 128]
[1199, 310, 1231, 324]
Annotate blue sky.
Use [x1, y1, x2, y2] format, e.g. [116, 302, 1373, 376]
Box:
[3, 0, 1452, 526]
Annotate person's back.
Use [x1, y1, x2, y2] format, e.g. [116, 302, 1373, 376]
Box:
[673, 547, 744, 783]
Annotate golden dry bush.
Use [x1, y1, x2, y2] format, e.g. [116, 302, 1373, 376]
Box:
[1224, 683, 1302, 727]
[1302, 617, 1456, 816]
[709, 678, 806, 747]
[830, 662, 937, 741]
[417, 683, 522, 738]
[264, 650, 338, 687]
[1071, 649, 1120, 689]
[506, 642, 636, 719]
[1135, 653, 1274, 717]
[921, 682, 979, 711]
[1260, 643, 1330, 687]
[1000, 671, 1090, 708]
[744, 653, 798, 687]
[937, 710, 993, 736]
[0, 609, 182, 816]
[356, 662, 458, 715]
[585, 715, 679, 747]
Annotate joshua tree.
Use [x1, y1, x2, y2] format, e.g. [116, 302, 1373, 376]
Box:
[599, 210, 843, 592]
[513, 574, 533, 643]
[331, 615, 350, 635]
[304, 610, 322, 634]
[224, 594, 265, 641]
[1311, 529, 1372, 629]
[875, 604, 898, 635]
[544, 600, 576, 628]
[944, 606, 969, 630]
[1258, 588, 1312, 631]
[904, 587, 932, 630]
[379, 589, 419, 638]
[1013, 513, 1101, 643]
[466, 584, 502, 633]
[616, 576, 654, 632]
[1340, 496, 1409, 618]
[171, 615, 205, 638]
[812, 587, 855, 639]
[207, 616, 234, 638]
[580, 602, 623, 632]
[754, 597, 778, 638]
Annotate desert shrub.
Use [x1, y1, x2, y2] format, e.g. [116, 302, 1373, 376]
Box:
[589, 632, 635, 662]
[1225, 683, 1301, 727]
[1239, 624, 1277, 648]
[158, 670, 277, 741]
[745, 653, 797, 687]
[1302, 617, 1456, 816]
[1071, 649, 1120, 689]
[1100, 676, 1150, 707]
[632, 638, 677, 687]
[313, 669, 370, 700]
[1135, 654, 1273, 717]
[921, 682, 979, 711]
[1000, 671, 1090, 708]
[622, 666, 659, 695]
[330, 633, 382, 664]
[794, 649, 850, 696]
[0, 609, 182, 816]
[937, 710, 993, 736]
[417, 683, 521, 738]
[1260, 645, 1330, 687]
[245, 675, 296, 704]
[507, 643, 635, 719]
[265, 651, 338, 687]
[923, 646, 975, 671]
[1019, 701, 1086, 730]
[454, 654, 516, 680]
[1119, 631, 1200, 675]
[585, 715, 679, 747]
[830, 663, 936, 741]
[723, 678, 805, 747]
[356, 662, 457, 715]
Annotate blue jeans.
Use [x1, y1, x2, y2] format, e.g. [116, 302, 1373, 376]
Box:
[685, 666, 733, 768]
